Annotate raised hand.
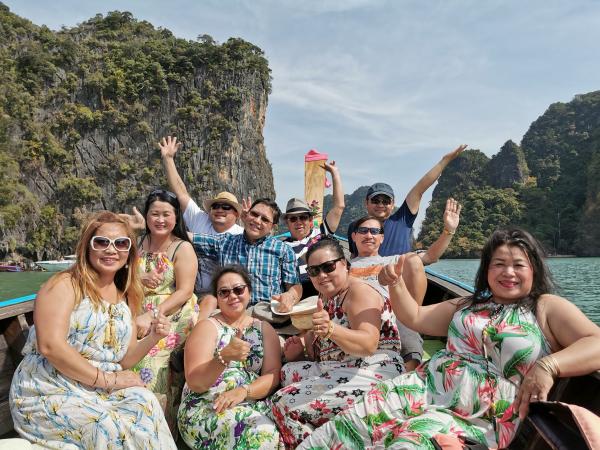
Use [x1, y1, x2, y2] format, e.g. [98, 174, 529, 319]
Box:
[241, 196, 253, 218]
[272, 292, 294, 313]
[442, 144, 467, 163]
[312, 298, 331, 338]
[149, 311, 170, 339]
[118, 206, 145, 232]
[158, 136, 182, 159]
[323, 160, 339, 175]
[378, 254, 406, 287]
[443, 198, 462, 234]
[219, 328, 251, 363]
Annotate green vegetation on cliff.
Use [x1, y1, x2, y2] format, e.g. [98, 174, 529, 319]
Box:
[0, 5, 274, 260]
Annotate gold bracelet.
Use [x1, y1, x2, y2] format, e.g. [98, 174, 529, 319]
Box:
[443, 228, 455, 236]
[536, 355, 560, 379]
[323, 321, 335, 340]
[91, 367, 100, 387]
[241, 384, 251, 400]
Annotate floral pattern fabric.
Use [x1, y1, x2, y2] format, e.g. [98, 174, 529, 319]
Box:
[133, 250, 198, 394]
[271, 287, 405, 448]
[298, 300, 551, 450]
[9, 297, 176, 449]
[177, 318, 280, 449]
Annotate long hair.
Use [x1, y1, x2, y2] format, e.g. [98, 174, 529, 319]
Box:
[470, 227, 555, 311]
[143, 189, 190, 243]
[62, 211, 144, 315]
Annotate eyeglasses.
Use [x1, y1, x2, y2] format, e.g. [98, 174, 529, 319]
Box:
[150, 189, 177, 200]
[248, 210, 273, 224]
[306, 257, 344, 277]
[287, 214, 311, 223]
[211, 203, 234, 211]
[355, 226, 384, 235]
[90, 236, 132, 252]
[369, 197, 392, 206]
[217, 284, 248, 299]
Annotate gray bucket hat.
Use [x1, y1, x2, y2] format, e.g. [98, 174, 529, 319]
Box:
[283, 198, 316, 220]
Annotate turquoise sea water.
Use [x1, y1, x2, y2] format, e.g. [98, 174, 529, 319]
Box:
[2, 257, 599, 324]
[429, 257, 600, 325]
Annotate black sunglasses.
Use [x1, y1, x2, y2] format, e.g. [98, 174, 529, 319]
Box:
[355, 226, 384, 235]
[211, 203, 234, 211]
[217, 284, 248, 299]
[369, 197, 392, 206]
[306, 257, 344, 277]
[150, 189, 177, 200]
[287, 214, 311, 223]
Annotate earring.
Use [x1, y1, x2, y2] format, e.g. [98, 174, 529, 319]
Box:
[125, 264, 129, 269]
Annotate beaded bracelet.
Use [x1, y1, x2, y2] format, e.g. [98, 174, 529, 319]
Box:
[215, 348, 227, 366]
[443, 228, 456, 236]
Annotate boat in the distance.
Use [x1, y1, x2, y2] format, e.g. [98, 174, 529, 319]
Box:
[0, 264, 22, 272]
[35, 255, 76, 272]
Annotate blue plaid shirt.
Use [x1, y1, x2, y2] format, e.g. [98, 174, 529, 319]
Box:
[192, 232, 300, 305]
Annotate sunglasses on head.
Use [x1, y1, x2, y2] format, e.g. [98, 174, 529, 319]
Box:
[150, 189, 177, 200]
[211, 203, 234, 211]
[90, 236, 132, 252]
[369, 196, 392, 206]
[356, 226, 384, 235]
[306, 257, 344, 277]
[287, 214, 311, 223]
[248, 210, 273, 224]
[217, 284, 248, 299]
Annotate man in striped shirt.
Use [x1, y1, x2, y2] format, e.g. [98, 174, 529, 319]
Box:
[192, 198, 302, 316]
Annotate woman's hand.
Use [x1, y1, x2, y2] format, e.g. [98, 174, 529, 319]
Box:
[213, 387, 247, 413]
[272, 292, 295, 313]
[141, 264, 165, 290]
[514, 362, 556, 419]
[149, 311, 171, 339]
[219, 329, 251, 363]
[312, 298, 331, 338]
[283, 335, 305, 361]
[159, 135, 182, 159]
[378, 255, 406, 287]
[105, 370, 145, 390]
[135, 311, 153, 338]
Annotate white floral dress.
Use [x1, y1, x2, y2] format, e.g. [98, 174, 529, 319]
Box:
[9, 297, 176, 449]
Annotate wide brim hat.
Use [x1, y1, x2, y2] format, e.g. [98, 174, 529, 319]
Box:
[248, 302, 300, 336]
[283, 197, 316, 220]
[203, 192, 242, 214]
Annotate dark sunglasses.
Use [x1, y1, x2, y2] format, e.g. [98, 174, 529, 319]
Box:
[150, 189, 177, 200]
[217, 284, 248, 299]
[287, 214, 311, 223]
[248, 210, 273, 224]
[369, 197, 392, 206]
[306, 257, 344, 277]
[211, 203, 234, 211]
[356, 226, 384, 235]
[90, 236, 132, 252]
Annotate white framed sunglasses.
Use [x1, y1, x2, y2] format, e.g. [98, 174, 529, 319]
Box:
[90, 236, 132, 252]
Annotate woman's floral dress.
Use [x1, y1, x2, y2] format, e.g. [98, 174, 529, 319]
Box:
[298, 300, 551, 450]
[134, 248, 198, 396]
[9, 297, 176, 449]
[177, 318, 280, 450]
[271, 285, 405, 448]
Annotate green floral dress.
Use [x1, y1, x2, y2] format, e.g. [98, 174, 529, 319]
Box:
[177, 318, 280, 449]
[298, 299, 551, 450]
[133, 249, 198, 394]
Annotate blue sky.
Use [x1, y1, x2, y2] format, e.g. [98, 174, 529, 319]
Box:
[6, 1, 600, 230]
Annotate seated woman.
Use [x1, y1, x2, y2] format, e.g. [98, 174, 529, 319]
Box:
[349, 215, 427, 371]
[178, 265, 281, 449]
[133, 189, 198, 408]
[9, 211, 176, 449]
[299, 227, 600, 450]
[271, 237, 406, 448]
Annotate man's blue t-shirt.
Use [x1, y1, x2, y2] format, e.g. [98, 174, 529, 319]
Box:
[347, 200, 417, 257]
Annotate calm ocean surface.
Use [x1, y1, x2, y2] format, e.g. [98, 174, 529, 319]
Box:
[2, 257, 599, 324]
[429, 257, 600, 325]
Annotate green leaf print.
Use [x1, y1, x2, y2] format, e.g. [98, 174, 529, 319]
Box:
[334, 417, 366, 450]
[503, 346, 533, 379]
[392, 383, 426, 397]
[506, 307, 520, 326]
[448, 320, 461, 338]
[384, 433, 435, 450]
[494, 399, 512, 417]
[426, 368, 439, 395]
[366, 411, 393, 428]
[452, 415, 487, 444]
[407, 417, 444, 433]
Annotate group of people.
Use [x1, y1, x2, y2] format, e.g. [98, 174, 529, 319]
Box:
[8, 136, 600, 450]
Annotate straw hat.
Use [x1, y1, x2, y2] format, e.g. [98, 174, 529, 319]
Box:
[202, 192, 242, 214]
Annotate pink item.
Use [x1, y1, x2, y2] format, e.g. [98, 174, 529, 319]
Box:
[304, 149, 328, 162]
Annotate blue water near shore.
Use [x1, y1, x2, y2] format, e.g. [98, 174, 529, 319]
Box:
[430, 257, 600, 325]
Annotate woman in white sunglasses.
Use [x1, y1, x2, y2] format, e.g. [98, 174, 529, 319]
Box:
[9, 211, 176, 449]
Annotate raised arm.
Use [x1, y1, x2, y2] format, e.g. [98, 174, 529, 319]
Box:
[379, 255, 460, 336]
[159, 136, 192, 211]
[323, 161, 345, 233]
[420, 198, 462, 266]
[405, 145, 467, 214]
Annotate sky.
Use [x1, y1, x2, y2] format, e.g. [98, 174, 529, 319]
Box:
[5, 0, 600, 231]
